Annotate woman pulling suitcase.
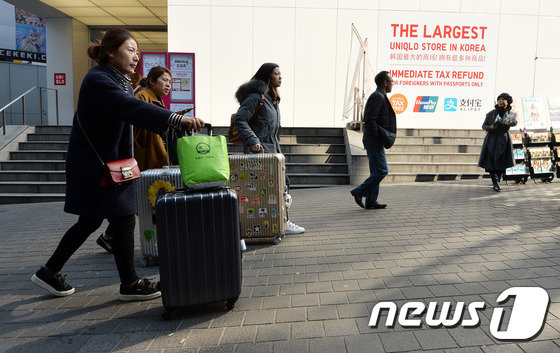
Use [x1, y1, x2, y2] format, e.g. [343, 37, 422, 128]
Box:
[31, 29, 204, 301]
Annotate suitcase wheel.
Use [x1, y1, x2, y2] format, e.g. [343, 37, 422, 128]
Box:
[272, 236, 282, 245]
[225, 297, 238, 310]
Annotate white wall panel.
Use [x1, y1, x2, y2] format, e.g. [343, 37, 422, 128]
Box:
[168, 6, 212, 121]
[534, 59, 560, 97]
[421, 0, 461, 12]
[379, 0, 420, 11]
[253, 7, 296, 127]
[335, 9, 379, 127]
[338, 0, 379, 10]
[461, 0, 500, 14]
[212, 0, 252, 6]
[540, 0, 560, 17]
[255, 0, 296, 7]
[168, 0, 210, 5]
[537, 16, 560, 59]
[293, 8, 337, 127]
[494, 15, 538, 100]
[296, 0, 337, 9]
[210, 6, 253, 126]
[500, 0, 540, 16]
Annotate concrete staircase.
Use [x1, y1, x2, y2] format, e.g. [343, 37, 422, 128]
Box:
[349, 128, 486, 184]
[0, 126, 349, 204]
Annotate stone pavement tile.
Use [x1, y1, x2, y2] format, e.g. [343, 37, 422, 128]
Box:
[111, 331, 159, 351]
[307, 306, 338, 321]
[454, 283, 490, 296]
[308, 337, 345, 353]
[76, 333, 122, 352]
[428, 284, 462, 297]
[5, 337, 60, 353]
[219, 326, 257, 344]
[198, 344, 236, 353]
[243, 309, 276, 325]
[176, 312, 215, 330]
[532, 323, 560, 341]
[413, 329, 458, 350]
[374, 288, 405, 301]
[235, 341, 273, 353]
[183, 327, 223, 347]
[18, 321, 63, 338]
[291, 321, 324, 339]
[305, 282, 332, 294]
[293, 274, 318, 284]
[318, 272, 344, 282]
[357, 278, 385, 290]
[0, 323, 30, 338]
[481, 343, 524, 353]
[255, 323, 291, 342]
[444, 348, 484, 353]
[275, 307, 307, 323]
[346, 290, 377, 304]
[112, 317, 154, 333]
[0, 338, 29, 351]
[448, 327, 494, 347]
[518, 340, 560, 353]
[147, 330, 190, 350]
[235, 297, 263, 311]
[210, 311, 245, 328]
[268, 274, 294, 285]
[332, 280, 360, 292]
[251, 285, 280, 297]
[273, 339, 309, 353]
[344, 333, 384, 353]
[379, 331, 422, 352]
[324, 318, 359, 337]
[336, 303, 369, 319]
[319, 292, 348, 305]
[291, 294, 320, 307]
[280, 284, 307, 295]
[401, 286, 434, 299]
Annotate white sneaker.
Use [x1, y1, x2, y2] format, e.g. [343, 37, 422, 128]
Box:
[286, 220, 305, 234]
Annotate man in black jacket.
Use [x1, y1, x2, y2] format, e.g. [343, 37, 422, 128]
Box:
[350, 71, 397, 209]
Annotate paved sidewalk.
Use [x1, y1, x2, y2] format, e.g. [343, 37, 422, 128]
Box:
[2, 180, 560, 352]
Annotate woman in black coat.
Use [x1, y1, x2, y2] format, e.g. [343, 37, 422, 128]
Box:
[31, 29, 204, 301]
[478, 93, 517, 191]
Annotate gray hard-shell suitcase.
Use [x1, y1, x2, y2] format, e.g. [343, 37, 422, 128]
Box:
[155, 188, 242, 318]
[136, 166, 182, 265]
[228, 153, 287, 244]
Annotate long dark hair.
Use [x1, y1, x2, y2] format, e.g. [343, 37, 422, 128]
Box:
[139, 66, 172, 89]
[252, 63, 280, 102]
[87, 29, 137, 65]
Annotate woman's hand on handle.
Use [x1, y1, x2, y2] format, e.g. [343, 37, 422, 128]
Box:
[180, 116, 205, 132]
[251, 143, 263, 152]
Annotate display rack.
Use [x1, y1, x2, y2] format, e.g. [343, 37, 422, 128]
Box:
[552, 130, 560, 179]
[526, 130, 554, 182]
[504, 130, 529, 184]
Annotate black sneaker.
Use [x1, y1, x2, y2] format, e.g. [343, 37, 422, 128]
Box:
[31, 267, 75, 297]
[119, 278, 161, 302]
[96, 234, 113, 253]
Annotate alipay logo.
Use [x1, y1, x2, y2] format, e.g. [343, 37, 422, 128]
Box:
[369, 287, 549, 341]
[444, 98, 458, 111]
[413, 96, 439, 112]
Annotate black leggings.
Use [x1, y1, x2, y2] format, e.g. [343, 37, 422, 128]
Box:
[45, 214, 138, 285]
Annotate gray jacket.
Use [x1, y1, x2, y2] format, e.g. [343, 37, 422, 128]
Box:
[233, 80, 281, 154]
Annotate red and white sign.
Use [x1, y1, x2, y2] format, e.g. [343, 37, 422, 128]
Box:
[377, 12, 499, 129]
[54, 73, 66, 85]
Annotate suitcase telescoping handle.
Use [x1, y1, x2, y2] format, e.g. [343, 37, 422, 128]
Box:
[183, 123, 212, 137]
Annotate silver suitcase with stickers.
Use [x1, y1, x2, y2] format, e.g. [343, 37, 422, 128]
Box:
[136, 166, 183, 265]
[228, 153, 287, 244]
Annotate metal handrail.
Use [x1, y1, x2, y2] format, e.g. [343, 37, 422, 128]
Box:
[1, 86, 59, 135]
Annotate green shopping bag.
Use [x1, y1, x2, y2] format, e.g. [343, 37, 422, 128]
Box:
[177, 126, 230, 189]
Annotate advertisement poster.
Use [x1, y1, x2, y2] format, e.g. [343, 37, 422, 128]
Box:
[549, 97, 560, 131]
[141, 53, 166, 76]
[522, 97, 549, 130]
[169, 53, 194, 102]
[377, 12, 499, 128]
[0, 0, 46, 63]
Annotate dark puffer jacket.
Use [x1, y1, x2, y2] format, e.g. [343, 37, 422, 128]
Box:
[233, 80, 281, 154]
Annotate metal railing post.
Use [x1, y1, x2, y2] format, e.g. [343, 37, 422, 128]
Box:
[22, 95, 26, 125]
[55, 90, 59, 126]
[2, 110, 5, 135]
[39, 87, 44, 125]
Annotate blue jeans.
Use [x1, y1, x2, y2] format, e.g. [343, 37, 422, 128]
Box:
[352, 137, 388, 204]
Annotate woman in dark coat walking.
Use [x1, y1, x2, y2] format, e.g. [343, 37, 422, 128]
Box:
[478, 93, 517, 191]
[233, 63, 305, 235]
[31, 29, 204, 301]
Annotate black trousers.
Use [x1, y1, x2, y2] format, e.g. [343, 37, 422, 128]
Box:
[45, 214, 138, 285]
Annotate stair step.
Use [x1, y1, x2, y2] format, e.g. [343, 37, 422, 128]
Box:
[353, 160, 481, 174]
[279, 135, 344, 144]
[0, 160, 65, 170]
[10, 150, 67, 160]
[287, 173, 349, 185]
[213, 126, 344, 136]
[397, 128, 486, 138]
[385, 152, 479, 163]
[35, 125, 72, 134]
[396, 136, 484, 145]
[284, 153, 347, 163]
[228, 144, 347, 154]
[381, 173, 487, 184]
[0, 193, 66, 204]
[27, 133, 70, 142]
[19, 142, 69, 150]
[286, 163, 348, 174]
[0, 171, 65, 182]
[389, 144, 481, 154]
[0, 181, 66, 193]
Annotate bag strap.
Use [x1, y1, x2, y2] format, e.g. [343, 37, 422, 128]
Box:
[76, 113, 105, 167]
[251, 94, 265, 122]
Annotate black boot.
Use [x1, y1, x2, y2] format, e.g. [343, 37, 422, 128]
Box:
[490, 172, 500, 192]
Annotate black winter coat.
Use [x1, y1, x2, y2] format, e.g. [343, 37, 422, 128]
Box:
[64, 65, 173, 219]
[363, 89, 397, 148]
[478, 109, 516, 172]
[233, 80, 281, 154]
